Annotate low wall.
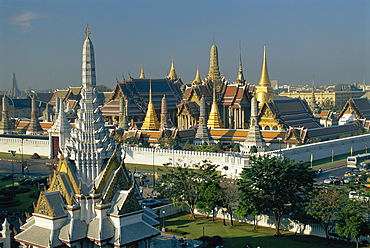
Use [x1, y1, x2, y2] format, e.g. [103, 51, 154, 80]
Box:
[0, 136, 49, 157]
[277, 133, 370, 163]
[123, 146, 250, 177]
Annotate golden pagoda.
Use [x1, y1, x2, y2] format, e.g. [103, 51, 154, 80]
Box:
[207, 88, 224, 129]
[141, 80, 160, 130]
[255, 44, 274, 107]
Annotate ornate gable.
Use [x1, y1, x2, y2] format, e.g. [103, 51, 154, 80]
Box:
[35, 192, 56, 217]
[258, 102, 284, 130]
[102, 167, 131, 204]
[95, 152, 121, 194]
[118, 188, 142, 215]
[48, 171, 73, 205]
[58, 155, 80, 194]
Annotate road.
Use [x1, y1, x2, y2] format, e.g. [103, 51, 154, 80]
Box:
[314, 159, 350, 184]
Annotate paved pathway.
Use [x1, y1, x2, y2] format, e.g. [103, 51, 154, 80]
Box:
[153, 232, 202, 248]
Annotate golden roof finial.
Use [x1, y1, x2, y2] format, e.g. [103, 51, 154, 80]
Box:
[167, 54, 178, 80]
[85, 24, 91, 37]
[191, 66, 202, 85]
[139, 64, 145, 79]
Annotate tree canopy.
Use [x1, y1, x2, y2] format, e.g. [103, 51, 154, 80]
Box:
[237, 155, 316, 235]
[158, 160, 221, 219]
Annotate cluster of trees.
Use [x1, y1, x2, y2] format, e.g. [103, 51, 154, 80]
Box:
[158, 155, 370, 247]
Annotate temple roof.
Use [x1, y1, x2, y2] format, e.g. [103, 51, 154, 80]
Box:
[262, 98, 322, 129]
[338, 97, 370, 120]
[101, 79, 182, 117]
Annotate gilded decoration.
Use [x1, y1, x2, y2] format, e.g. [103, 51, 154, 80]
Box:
[48, 172, 72, 205]
[35, 192, 54, 217]
[58, 155, 80, 194]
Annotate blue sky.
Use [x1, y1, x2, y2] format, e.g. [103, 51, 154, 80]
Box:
[0, 0, 369, 91]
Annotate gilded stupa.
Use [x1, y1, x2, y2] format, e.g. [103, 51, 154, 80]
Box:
[255, 45, 274, 107]
[207, 88, 224, 129]
[141, 80, 160, 130]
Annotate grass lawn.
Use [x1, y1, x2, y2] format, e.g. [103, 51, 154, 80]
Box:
[164, 213, 367, 248]
[0, 176, 39, 214]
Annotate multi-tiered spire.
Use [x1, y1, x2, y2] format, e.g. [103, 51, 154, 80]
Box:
[8, 72, 21, 98]
[236, 43, 246, 85]
[160, 95, 169, 130]
[208, 41, 222, 93]
[243, 96, 266, 152]
[139, 64, 145, 79]
[26, 95, 43, 135]
[118, 96, 129, 130]
[195, 95, 211, 144]
[0, 95, 13, 134]
[64, 26, 115, 189]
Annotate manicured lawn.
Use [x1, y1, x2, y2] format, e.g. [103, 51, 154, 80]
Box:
[164, 213, 367, 248]
[0, 176, 39, 214]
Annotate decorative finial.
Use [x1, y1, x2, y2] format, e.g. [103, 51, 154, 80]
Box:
[85, 24, 91, 37]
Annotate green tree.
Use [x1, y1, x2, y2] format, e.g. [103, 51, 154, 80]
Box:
[183, 140, 195, 151]
[95, 85, 112, 92]
[158, 160, 220, 219]
[233, 143, 240, 152]
[249, 145, 258, 153]
[306, 187, 347, 240]
[197, 181, 223, 221]
[237, 155, 316, 235]
[220, 178, 238, 226]
[336, 211, 369, 248]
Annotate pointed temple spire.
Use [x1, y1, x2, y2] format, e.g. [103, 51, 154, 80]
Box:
[194, 95, 211, 144]
[26, 95, 43, 135]
[255, 44, 274, 107]
[236, 42, 246, 85]
[308, 75, 321, 115]
[160, 95, 169, 130]
[166, 55, 179, 80]
[118, 96, 129, 130]
[207, 87, 224, 129]
[243, 96, 266, 152]
[0, 95, 13, 134]
[207, 41, 222, 93]
[141, 79, 160, 130]
[8, 72, 21, 98]
[49, 98, 72, 151]
[191, 66, 202, 85]
[82, 25, 96, 89]
[139, 64, 145, 79]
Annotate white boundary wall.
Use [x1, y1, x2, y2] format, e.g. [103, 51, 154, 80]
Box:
[122, 146, 251, 177]
[278, 133, 370, 162]
[0, 137, 49, 157]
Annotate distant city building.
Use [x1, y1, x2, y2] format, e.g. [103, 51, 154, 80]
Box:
[279, 90, 365, 109]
